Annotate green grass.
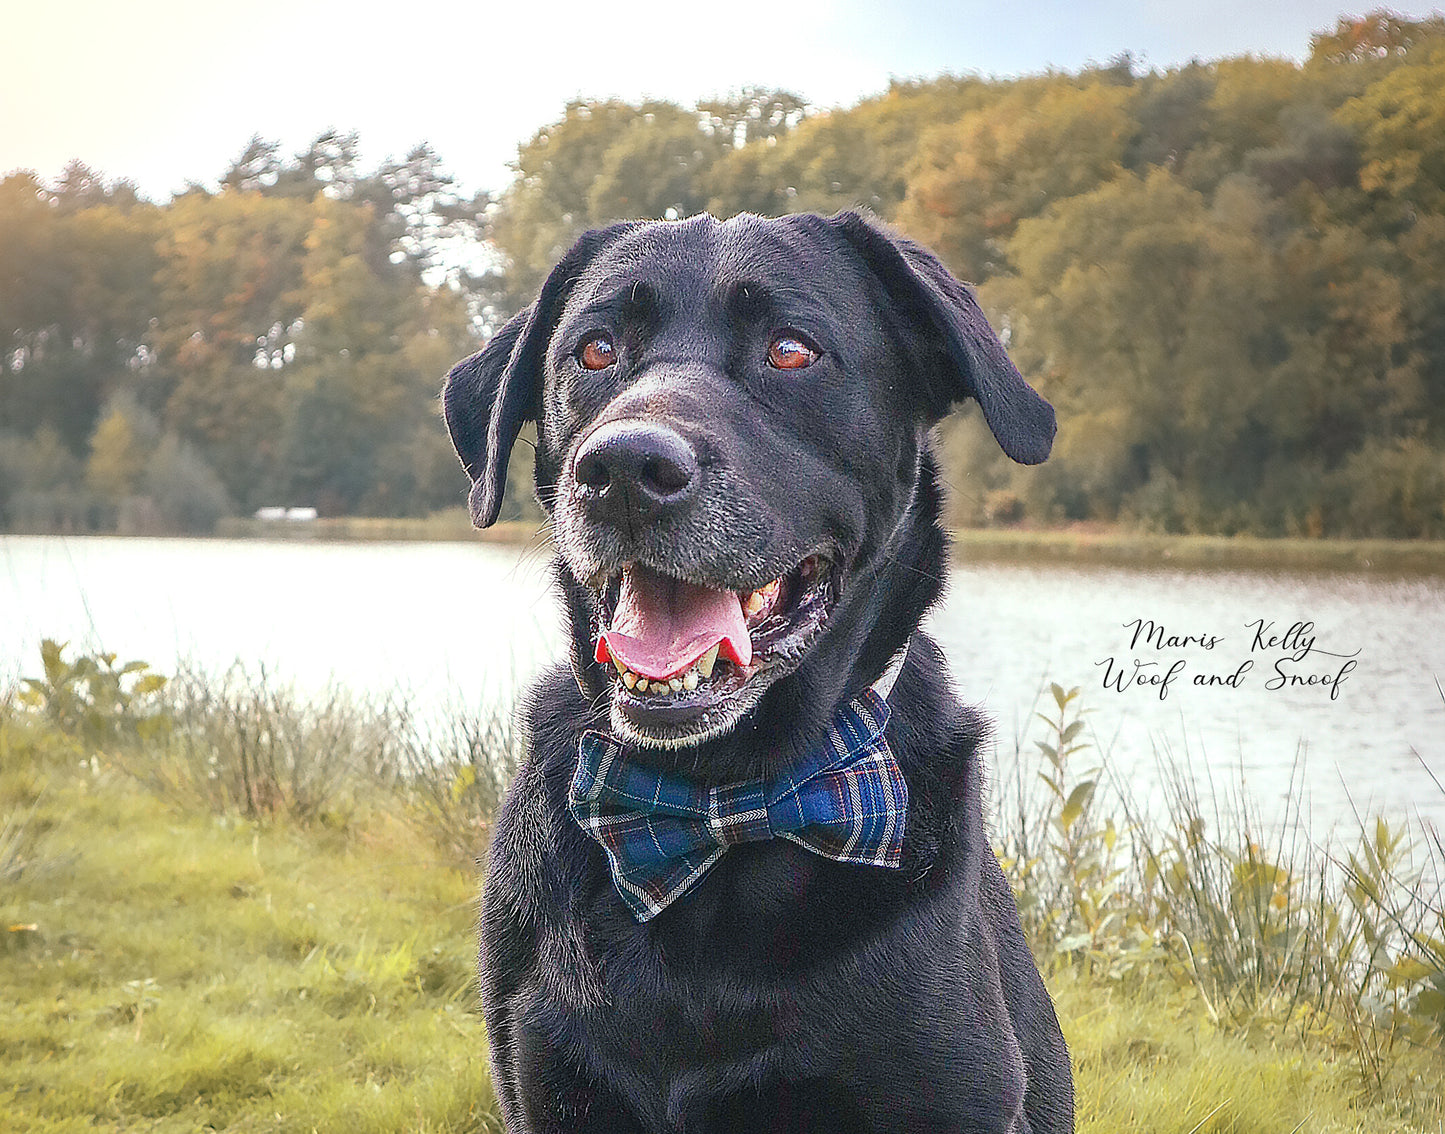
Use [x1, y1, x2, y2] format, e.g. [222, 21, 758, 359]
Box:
[1056, 973, 1443, 1133]
[1, 765, 498, 1132]
[3, 646, 1443, 1132]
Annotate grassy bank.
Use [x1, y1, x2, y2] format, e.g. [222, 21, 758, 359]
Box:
[949, 528, 1445, 574]
[1, 778, 494, 1132]
[3, 646, 1443, 1132]
[213, 513, 544, 546]
[209, 510, 1445, 574]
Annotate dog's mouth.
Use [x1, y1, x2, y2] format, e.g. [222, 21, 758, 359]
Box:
[592, 555, 837, 740]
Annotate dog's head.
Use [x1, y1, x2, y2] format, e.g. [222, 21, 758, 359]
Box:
[444, 212, 1053, 754]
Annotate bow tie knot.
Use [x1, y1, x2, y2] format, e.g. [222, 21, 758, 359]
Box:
[568, 688, 908, 921]
[704, 780, 774, 846]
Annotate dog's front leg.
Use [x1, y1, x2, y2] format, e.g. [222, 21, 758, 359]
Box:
[485, 986, 649, 1132]
[481, 886, 649, 1131]
[504, 1030, 649, 1134]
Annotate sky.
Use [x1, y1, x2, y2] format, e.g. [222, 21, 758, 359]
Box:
[3, 0, 1443, 202]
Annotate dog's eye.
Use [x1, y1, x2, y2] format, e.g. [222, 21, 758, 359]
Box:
[577, 333, 617, 371]
[766, 333, 818, 371]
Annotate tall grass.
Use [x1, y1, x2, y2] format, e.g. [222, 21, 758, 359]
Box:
[995, 683, 1445, 1088]
[10, 640, 525, 865]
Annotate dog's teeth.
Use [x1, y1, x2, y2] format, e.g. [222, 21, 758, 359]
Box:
[743, 592, 764, 617]
[683, 671, 699, 691]
[668, 677, 683, 693]
[622, 671, 637, 689]
[635, 679, 650, 694]
[612, 658, 628, 677]
[697, 644, 719, 679]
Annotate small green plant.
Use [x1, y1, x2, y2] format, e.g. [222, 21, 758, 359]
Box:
[16, 638, 169, 752]
[1, 795, 42, 887]
[1141, 795, 1316, 1028]
[999, 684, 1166, 980]
[1319, 807, 1445, 1084]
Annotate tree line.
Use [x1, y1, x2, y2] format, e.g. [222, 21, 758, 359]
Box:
[3, 11, 1444, 537]
[0, 135, 487, 531]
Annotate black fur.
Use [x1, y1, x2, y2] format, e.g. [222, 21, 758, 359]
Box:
[443, 211, 1073, 1132]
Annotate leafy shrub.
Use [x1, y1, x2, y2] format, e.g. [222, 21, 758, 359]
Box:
[998, 684, 1167, 981]
[15, 639, 169, 752]
[394, 702, 524, 867]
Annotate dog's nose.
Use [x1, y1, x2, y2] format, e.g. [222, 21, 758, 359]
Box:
[572, 421, 699, 519]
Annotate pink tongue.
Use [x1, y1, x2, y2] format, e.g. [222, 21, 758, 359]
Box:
[596, 566, 752, 680]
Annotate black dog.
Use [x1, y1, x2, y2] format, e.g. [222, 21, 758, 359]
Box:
[443, 210, 1073, 1133]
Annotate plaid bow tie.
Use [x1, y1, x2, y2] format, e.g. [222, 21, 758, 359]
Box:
[568, 688, 907, 921]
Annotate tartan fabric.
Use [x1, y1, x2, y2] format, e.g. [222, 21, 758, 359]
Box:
[568, 688, 907, 921]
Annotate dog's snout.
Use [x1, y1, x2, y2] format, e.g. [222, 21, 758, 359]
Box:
[573, 421, 699, 518]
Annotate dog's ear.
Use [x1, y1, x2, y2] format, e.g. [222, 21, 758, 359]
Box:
[442, 222, 640, 528]
[442, 311, 529, 528]
[830, 210, 1055, 465]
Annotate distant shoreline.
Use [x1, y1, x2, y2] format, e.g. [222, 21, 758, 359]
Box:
[199, 516, 1445, 574]
[945, 528, 1445, 574]
[213, 514, 549, 547]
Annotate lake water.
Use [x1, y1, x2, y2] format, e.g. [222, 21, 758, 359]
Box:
[3, 534, 1443, 837]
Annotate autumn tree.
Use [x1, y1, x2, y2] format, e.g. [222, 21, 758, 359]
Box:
[898, 79, 1136, 282]
[704, 77, 997, 221]
[1336, 38, 1445, 216]
[1309, 9, 1445, 65]
[0, 171, 161, 449]
[488, 99, 737, 311]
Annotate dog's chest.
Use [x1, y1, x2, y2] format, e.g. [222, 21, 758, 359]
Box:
[525, 853, 1018, 1133]
[561, 846, 834, 1047]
